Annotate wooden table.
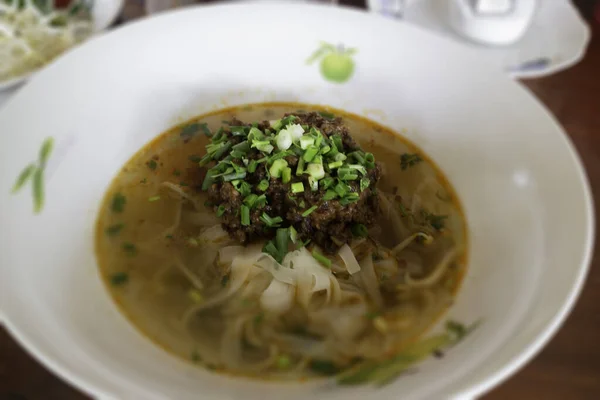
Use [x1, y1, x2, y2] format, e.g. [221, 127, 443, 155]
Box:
[1, 1, 599, 399]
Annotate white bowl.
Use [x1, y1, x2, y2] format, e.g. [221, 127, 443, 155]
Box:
[0, 4, 594, 400]
[0, 0, 124, 92]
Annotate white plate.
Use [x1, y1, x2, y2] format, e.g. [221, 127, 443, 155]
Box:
[0, 3, 594, 400]
[367, 0, 591, 79]
[0, 0, 124, 92]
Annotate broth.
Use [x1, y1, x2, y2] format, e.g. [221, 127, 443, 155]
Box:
[95, 103, 467, 381]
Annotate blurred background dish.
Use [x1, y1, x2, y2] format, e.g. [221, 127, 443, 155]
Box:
[0, 0, 123, 91]
[366, 0, 591, 79]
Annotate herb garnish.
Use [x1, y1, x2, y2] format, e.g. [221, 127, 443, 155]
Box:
[110, 272, 129, 286]
[421, 210, 448, 231]
[400, 153, 423, 170]
[146, 159, 158, 170]
[337, 320, 480, 386]
[111, 193, 126, 213]
[180, 122, 200, 140]
[122, 242, 137, 256]
[105, 223, 124, 236]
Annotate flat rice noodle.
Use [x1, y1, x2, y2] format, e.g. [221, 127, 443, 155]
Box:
[271, 333, 330, 359]
[181, 253, 255, 319]
[218, 246, 246, 265]
[222, 316, 280, 372]
[161, 181, 203, 210]
[356, 254, 383, 308]
[183, 210, 220, 227]
[373, 257, 399, 276]
[173, 256, 204, 290]
[255, 254, 297, 285]
[309, 303, 368, 341]
[260, 279, 295, 315]
[379, 193, 410, 243]
[198, 224, 231, 245]
[221, 316, 251, 369]
[339, 244, 361, 275]
[403, 247, 460, 288]
[391, 232, 433, 256]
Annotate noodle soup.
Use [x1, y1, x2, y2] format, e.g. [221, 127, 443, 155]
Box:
[95, 103, 467, 383]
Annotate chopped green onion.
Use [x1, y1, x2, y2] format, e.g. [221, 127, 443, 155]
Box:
[270, 119, 282, 130]
[268, 150, 292, 164]
[360, 178, 370, 192]
[324, 189, 337, 201]
[334, 182, 349, 197]
[232, 141, 250, 153]
[296, 158, 305, 176]
[303, 146, 319, 162]
[365, 152, 375, 168]
[289, 226, 298, 244]
[350, 151, 366, 164]
[320, 177, 335, 189]
[202, 170, 216, 190]
[341, 192, 360, 205]
[254, 194, 267, 208]
[248, 159, 258, 173]
[299, 136, 315, 150]
[198, 153, 212, 167]
[217, 205, 226, 217]
[320, 145, 331, 154]
[312, 250, 332, 268]
[276, 130, 293, 150]
[308, 177, 319, 191]
[348, 164, 367, 175]
[223, 171, 247, 182]
[235, 181, 252, 197]
[291, 182, 304, 193]
[257, 180, 269, 192]
[148, 195, 160, 202]
[328, 160, 343, 169]
[334, 153, 347, 162]
[318, 111, 335, 120]
[338, 168, 359, 181]
[280, 115, 298, 127]
[352, 224, 369, 237]
[331, 135, 343, 151]
[282, 167, 292, 183]
[241, 205, 250, 226]
[269, 159, 288, 178]
[302, 205, 318, 217]
[212, 141, 233, 159]
[230, 126, 247, 136]
[263, 240, 281, 262]
[306, 163, 325, 180]
[275, 228, 289, 259]
[252, 140, 274, 154]
[260, 213, 283, 227]
[244, 194, 259, 208]
[248, 127, 264, 141]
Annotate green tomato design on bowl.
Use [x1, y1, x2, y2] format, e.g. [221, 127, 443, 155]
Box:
[307, 42, 357, 84]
